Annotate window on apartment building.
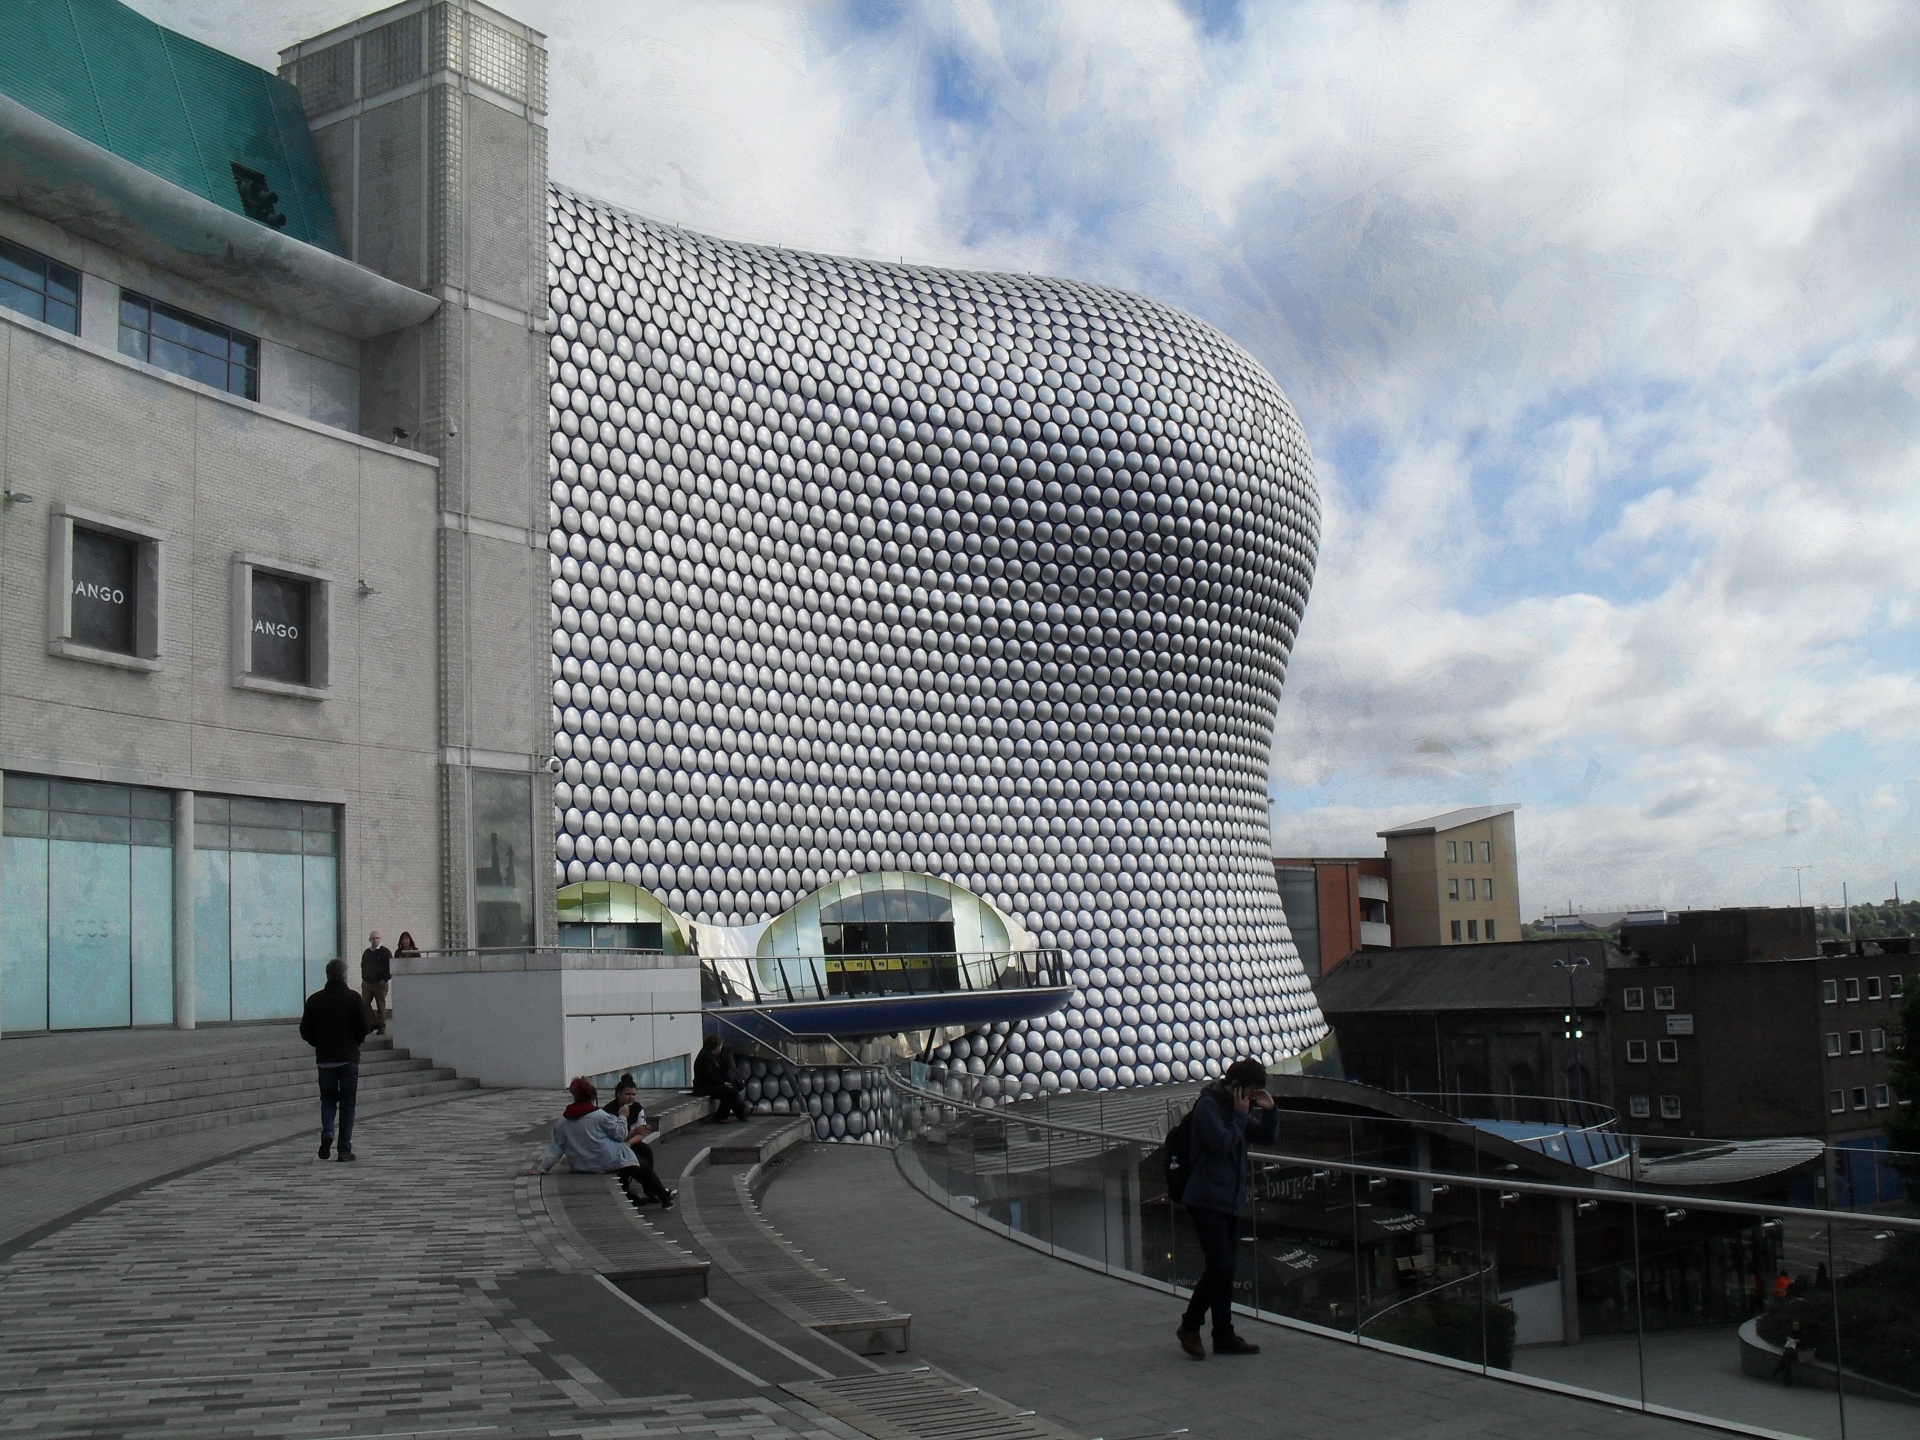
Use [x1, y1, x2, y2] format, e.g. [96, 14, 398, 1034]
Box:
[0, 235, 80, 334]
[1449, 878, 1460, 901]
[1486, 920, 1496, 941]
[119, 292, 258, 400]
[1623, 987, 1645, 1011]
[1866, 977, 1883, 1001]
[1657, 1039, 1679, 1063]
[1465, 878, 1477, 901]
[1893, 975, 1906, 998]
[1845, 978, 1861, 1001]
[1878, 1085, 1893, 1108]
[1467, 919, 1479, 941]
[1446, 840, 1458, 863]
[1653, 987, 1675, 1010]
[1450, 920, 1462, 942]
[1627, 1040, 1648, 1063]
[1848, 1031, 1865, 1054]
[1823, 979, 1839, 1004]
[1826, 1032, 1842, 1058]
[1485, 877, 1495, 901]
[1871, 1028, 1886, 1052]
[1659, 1095, 1683, 1119]
[1481, 841, 1492, 863]
[1629, 1095, 1650, 1119]
[1830, 1089, 1846, 1114]
[1853, 1087, 1869, 1111]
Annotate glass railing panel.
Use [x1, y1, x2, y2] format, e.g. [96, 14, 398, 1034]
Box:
[1247, 1156, 1356, 1330]
[1040, 1112, 1117, 1270]
[1801, 1217, 1914, 1440]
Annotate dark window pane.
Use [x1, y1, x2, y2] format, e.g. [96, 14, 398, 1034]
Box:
[49, 811, 130, 843]
[119, 323, 148, 360]
[0, 241, 39, 291]
[301, 804, 334, 832]
[45, 267, 78, 307]
[195, 795, 230, 823]
[193, 822, 230, 850]
[302, 829, 336, 856]
[46, 299, 78, 335]
[50, 779, 132, 814]
[131, 818, 174, 847]
[150, 335, 228, 390]
[150, 306, 219, 351]
[0, 238, 77, 333]
[229, 824, 303, 853]
[5, 776, 50, 810]
[70, 527, 139, 654]
[230, 797, 301, 827]
[119, 293, 257, 399]
[0, 275, 41, 321]
[249, 572, 312, 684]
[3, 807, 49, 837]
[130, 789, 172, 819]
[473, 771, 533, 948]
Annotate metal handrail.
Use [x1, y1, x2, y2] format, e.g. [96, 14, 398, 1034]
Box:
[1393, 1091, 1620, 1133]
[887, 1065, 1920, 1236]
[703, 948, 1068, 1006]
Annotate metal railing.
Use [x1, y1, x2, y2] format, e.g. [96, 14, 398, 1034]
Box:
[701, 948, 1068, 1006]
[1395, 1091, 1620, 1132]
[887, 1066, 1920, 1440]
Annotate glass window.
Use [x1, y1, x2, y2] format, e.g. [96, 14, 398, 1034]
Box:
[1485, 920, 1496, 941]
[1481, 841, 1492, 863]
[119, 292, 258, 399]
[1465, 878, 1477, 901]
[1450, 919, 1461, 942]
[1657, 1039, 1679, 1063]
[1659, 1095, 1682, 1119]
[1466, 919, 1478, 941]
[1848, 1030, 1865, 1054]
[194, 794, 338, 1018]
[1653, 986, 1675, 1010]
[473, 771, 533, 949]
[1893, 975, 1905, 998]
[249, 570, 312, 684]
[1830, 1089, 1845, 1114]
[70, 528, 138, 654]
[1826, 1032, 1843, 1057]
[1823, 978, 1839, 1003]
[1866, 976, 1882, 1000]
[1485, 877, 1495, 901]
[1871, 1027, 1886, 1052]
[0, 235, 80, 333]
[1878, 1085, 1892, 1108]
[1628, 1094, 1650, 1118]
[1627, 1039, 1648, 1063]
[1852, 1086, 1869, 1111]
[1448, 878, 1459, 901]
[1845, 977, 1861, 1001]
[1623, 987, 1645, 1011]
[1445, 840, 1457, 862]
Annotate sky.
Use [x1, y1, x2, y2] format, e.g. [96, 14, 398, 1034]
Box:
[144, 0, 1920, 920]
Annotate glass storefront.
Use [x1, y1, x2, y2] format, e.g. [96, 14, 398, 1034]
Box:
[473, 771, 533, 949]
[193, 797, 338, 1022]
[2, 777, 175, 1031]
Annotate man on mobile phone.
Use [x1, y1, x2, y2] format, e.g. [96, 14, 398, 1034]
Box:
[1175, 1058, 1279, 1359]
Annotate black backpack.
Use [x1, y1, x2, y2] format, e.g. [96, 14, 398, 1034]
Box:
[1162, 1096, 1206, 1203]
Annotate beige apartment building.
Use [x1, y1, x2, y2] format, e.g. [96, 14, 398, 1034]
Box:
[1378, 805, 1521, 947]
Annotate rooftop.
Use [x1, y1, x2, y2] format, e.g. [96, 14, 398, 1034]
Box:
[1378, 802, 1519, 838]
[1314, 938, 1621, 1012]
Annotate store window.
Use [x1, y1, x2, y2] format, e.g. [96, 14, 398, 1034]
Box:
[1623, 987, 1645, 1011]
[47, 506, 163, 670]
[231, 555, 330, 695]
[1628, 1095, 1650, 1119]
[0, 235, 79, 333]
[473, 771, 534, 949]
[1, 775, 173, 1032]
[120, 292, 258, 399]
[193, 797, 337, 1022]
[1627, 1040, 1648, 1064]
[1659, 1095, 1682, 1119]
[1657, 1039, 1679, 1063]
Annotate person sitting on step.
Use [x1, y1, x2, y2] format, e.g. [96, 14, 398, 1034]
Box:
[526, 1077, 674, 1206]
[602, 1073, 675, 1208]
[692, 1034, 752, 1123]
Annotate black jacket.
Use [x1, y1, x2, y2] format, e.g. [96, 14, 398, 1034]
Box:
[361, 945, 393, 983]
[300, 978, 372, 1063]
[693, 1047, 735, 1093]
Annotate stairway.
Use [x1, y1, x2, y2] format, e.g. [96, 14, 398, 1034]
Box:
[0, 1032, 478, 1166]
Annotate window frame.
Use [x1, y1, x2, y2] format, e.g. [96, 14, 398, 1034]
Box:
[1659, 1095, 1682, 1120]
[1466, 919, 1479, 941]
[1485, 920, 1496, 942]
[1823, 979, 1839, 1004]
[1877, 1084, 1892, 1109]
[1852, 1086, 1869, 1111]
[45, 503, 164, 671]
[1826, 1032, 1842, 1058]
[1448, 877, 1460, 901]
[1623, 987, 1645, 1012]
[1450, 919, 1462, 942]
[118, 290, 259, 400]
[1656, 1038, 1679, 1064]
[1626, 1039, 1648, 1064]
[1845, 978, 1861, 1002]
[0, 233, 80, 334]
[1871, 1027, 1885, 1053]
[230, 553, 332, 699]
[1830, 1089, 1845, 1114]
[1628, 1094, 1650, 1119]
[1866, 977, 1882, 1001]
[1847, 1030, 1865, 1055]
[1653, 986, 1676, 1011]
[1481, 841, 1492, 863]
[1893, 975, 1905, 998]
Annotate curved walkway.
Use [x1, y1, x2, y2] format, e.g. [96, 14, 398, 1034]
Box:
[757, 1143, 1711, 1440]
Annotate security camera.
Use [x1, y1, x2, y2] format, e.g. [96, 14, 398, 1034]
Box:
[545, 756, 563, 774]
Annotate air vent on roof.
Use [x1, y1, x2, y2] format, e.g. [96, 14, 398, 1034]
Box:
[231, 164, 287, 229]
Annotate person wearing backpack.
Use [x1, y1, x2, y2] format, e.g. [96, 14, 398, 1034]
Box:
[1173, 1058, 1279, 1359]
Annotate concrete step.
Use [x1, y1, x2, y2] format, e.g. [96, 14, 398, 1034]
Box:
[0, 1055, 455, 1147]
[0, 1034, 399, 1111]
[0, 1071, 480, 1167]
[707, 1116, 812, 1167]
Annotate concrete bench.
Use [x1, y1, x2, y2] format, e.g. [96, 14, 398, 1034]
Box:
[539, 1170, 709, 1300]
[708, 1116, 811, 1167]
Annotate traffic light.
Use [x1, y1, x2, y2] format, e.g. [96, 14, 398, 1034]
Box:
[1564, 1011, 1583, 1041]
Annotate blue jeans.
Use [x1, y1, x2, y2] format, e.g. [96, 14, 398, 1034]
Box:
[1182, 1204, 1242, 1340]
[318, 1062, 359, 1149]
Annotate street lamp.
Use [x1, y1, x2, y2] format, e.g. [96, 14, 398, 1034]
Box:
[1783, 865, 1812, 908]
[1553, 950, 1591, 1109]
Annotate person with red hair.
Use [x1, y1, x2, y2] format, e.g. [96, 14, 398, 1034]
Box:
[526, 1077, 675, 1207]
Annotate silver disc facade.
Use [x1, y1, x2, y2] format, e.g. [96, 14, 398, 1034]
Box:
[546, 184, 1328, 1091]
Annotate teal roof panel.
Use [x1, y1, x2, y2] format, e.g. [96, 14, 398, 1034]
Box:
[0, 0, 344, 255]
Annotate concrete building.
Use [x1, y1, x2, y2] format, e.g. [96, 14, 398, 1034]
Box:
[1378, 804, 1522, 948]
[1618, 905, 1819, 967]
[1272, 855, 1391, 978]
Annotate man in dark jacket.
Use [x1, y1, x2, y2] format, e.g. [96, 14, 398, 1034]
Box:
[360, 931, 393, 1035]
[1176, 1058, 1279, 1358]
[692, 1033, 751, 1122]
[300, 959, 372, 1161]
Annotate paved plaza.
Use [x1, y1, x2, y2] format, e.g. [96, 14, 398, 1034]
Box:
[0, 1035, 1878, 1440]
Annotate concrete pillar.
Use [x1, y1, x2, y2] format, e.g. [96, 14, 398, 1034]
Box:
[1558, 1197, 1581, 1345]
[172, 789, 195, 1029]
[0, 770, 7, 1031]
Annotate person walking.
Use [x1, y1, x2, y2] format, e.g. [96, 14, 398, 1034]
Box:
[604, 1074, 675, 1207]
[1175, 1058, 1279, 1359]
[692, 1033, 751, 1123]
[360, 931, 394, 1035]
[300, 958, 372, 1161]
[526, 1078, 672, 1205]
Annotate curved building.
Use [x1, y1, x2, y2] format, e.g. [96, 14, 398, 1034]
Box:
[544, 185, 1330, 1089]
